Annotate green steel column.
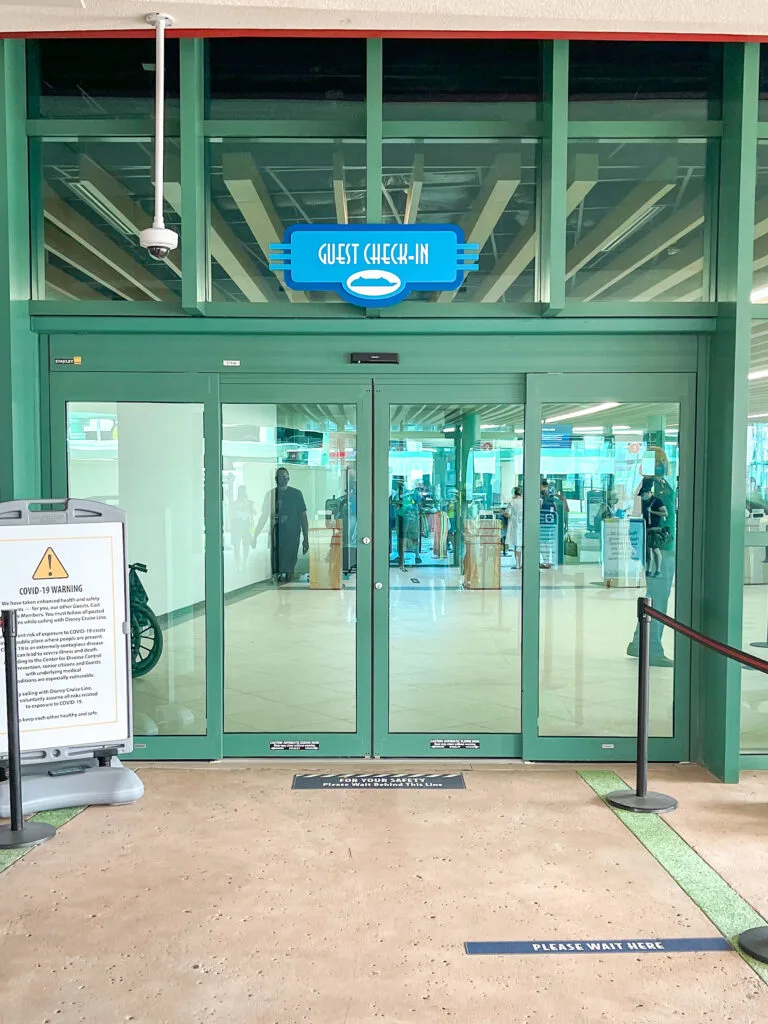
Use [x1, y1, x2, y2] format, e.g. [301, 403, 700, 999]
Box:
[697, 43, 759, 781]
[180, 39, 205, 312]
[461, 412, 480, 485]
[433, 448, 448, 499]
[366, 38, 383, 225]
[540, 40, 568, 315]
[455, 412, 480, 569]
[0, 40, 39, 501]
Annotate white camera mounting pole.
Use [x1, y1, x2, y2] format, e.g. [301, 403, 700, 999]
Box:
[140, 12, 178, 260]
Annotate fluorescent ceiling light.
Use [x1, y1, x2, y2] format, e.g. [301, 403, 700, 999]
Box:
[575, 426, 604, 433]
[665, 428, 679, 434]
[612, 425, 631, 430]
[69, 180, 138, 241]
[749, 369, 768, 381]
[601, 206, 661, 254]
[481, 424, 503, 430]
[751, 285, 768, 303]
[545, 403, 619, 424]
[442, 426, 456, 433]
[614, 429, 643, 434]
[514, 428, 525, 434]
[749, 412, 768, 419]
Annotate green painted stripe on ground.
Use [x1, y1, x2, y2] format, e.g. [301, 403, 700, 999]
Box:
[580, 769, 768, 983]
[0, 806, 85, 874]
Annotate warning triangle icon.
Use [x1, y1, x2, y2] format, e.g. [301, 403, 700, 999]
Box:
[33, 547, 69, 580]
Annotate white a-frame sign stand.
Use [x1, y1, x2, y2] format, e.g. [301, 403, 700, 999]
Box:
[0, 500, 143, 813]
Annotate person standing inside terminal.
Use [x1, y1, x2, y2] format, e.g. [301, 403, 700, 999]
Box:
[640, 478, 669, 577]
[627, 449, 676, 668]
[505, 486, 524, 570]
[539, 478, 555, 569]
[540, 478, 555, 510]
[252, 467, 310, 583]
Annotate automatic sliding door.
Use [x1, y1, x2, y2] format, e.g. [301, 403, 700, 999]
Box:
[374, 384, 525, 757]
[220, 384, 371, 757]
[523, 373, 695, 762]
[50, 372, 219, 761]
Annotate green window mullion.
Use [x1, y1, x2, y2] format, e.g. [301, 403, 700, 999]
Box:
[0, 39, 39, 500]
[25, 40, 40, 120]
[702, 137, 721, 301]
[203, 118, 364, 138]
[180, 38, 205, 312]
[366, 38, 383, 224]
[540, 39, 568, 314]
[28, 134, 45, 300]
[567, 121, 723, 139]
[704, 42, 760, 776]
[381, 119, 543, 139]
[25, 118, 174, 138]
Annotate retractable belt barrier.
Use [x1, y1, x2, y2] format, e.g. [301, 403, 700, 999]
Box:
[605, 596, 768, 964]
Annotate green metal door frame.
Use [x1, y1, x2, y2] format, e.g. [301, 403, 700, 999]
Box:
[218, 378, 373, 758]
[49, 370, 224, 761]
[521, 371, 697, 762]
[44, 341, 702, 763]
[372, 376, 525, 758]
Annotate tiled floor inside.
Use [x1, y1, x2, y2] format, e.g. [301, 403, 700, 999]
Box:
[132, 560, 768, 747]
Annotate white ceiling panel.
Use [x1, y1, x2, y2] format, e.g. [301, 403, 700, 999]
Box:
[1, 0, 768, 38]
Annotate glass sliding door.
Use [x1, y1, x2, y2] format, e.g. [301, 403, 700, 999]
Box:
[522, 373, 696, 761]
[373, 382, 525, 757]
[220, 383, 371, 757]
[49, 372, 220, 760]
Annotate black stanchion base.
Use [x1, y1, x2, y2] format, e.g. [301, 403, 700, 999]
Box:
[751, 642, 768, 649]
[606, 790, 678, 813]
[0, 821, 56, 849]
[738, 927, 768, 963]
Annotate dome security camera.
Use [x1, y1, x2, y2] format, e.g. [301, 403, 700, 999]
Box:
[140, 225, 178, 262]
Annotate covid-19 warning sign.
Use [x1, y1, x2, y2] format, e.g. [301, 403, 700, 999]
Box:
[0, 518, 129, 754]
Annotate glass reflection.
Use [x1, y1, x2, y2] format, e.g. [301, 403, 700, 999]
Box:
[40, 139, 182, 303]
[207, 140, 366, 303]
[538, 405, 680, 737]
[388, 405, 523, 734]
[741, 328, 768, 751]
[565, 139, 711, 303]
[66, 402, 206, 737]
[381, 140, 538, 304]
[222, 404, 357, 734]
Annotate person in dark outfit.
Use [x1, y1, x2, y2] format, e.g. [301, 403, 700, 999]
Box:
[252, 467, 310, 582]
[627, 451, 677, 668]
[640, 478, 669, 577]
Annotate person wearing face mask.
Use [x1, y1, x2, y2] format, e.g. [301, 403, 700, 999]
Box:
[252, 467, 310, 583]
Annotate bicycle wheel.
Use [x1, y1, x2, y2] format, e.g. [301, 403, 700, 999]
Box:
[131, 605, 164, 678]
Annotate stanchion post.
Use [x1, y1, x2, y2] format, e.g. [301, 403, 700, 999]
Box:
[606, 597, 677, 814]
[738, 927, 768, 964]
[0, 610, 56, 849]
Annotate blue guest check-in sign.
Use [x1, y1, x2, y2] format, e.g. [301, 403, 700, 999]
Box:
[269, 224, 479, 307]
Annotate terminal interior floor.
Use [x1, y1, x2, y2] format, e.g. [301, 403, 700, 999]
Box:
[135, 562, 677, 739]
[133, 569, 768, 750]
[4, 763, 768, 1023]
